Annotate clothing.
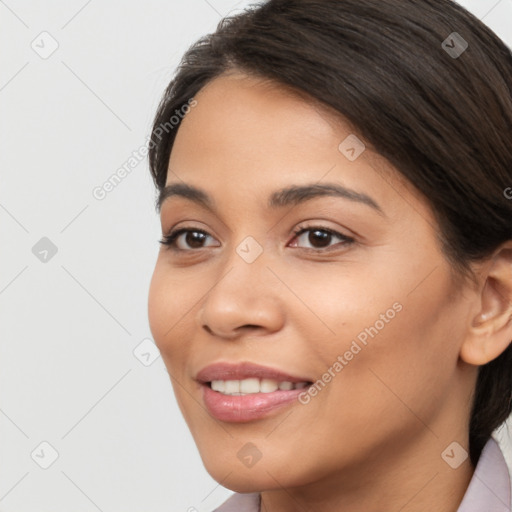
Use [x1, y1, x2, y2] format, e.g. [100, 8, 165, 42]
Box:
[494, 421, 512, 491]
[214, 437, 511, 511]
[458, 437, 511, 512]
[214, 491, 260, 511]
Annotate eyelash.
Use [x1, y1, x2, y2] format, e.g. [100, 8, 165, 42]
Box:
[159, 224, 355, 253]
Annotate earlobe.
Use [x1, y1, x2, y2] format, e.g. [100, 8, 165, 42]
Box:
[460, 244, 512, 366]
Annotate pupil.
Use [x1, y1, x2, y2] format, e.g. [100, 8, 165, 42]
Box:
[187, 232, 205, 248]
[309, 230, 330, 247]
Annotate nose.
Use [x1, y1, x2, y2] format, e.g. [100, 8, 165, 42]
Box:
[196, 251, 285, 340]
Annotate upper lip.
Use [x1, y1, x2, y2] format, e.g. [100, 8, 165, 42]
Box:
[196, 362, 312, 384]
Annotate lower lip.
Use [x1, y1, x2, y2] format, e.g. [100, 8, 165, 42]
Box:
[201, 384, 308, 422]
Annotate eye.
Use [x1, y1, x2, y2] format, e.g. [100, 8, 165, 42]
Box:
[159, 225, 355, 252]
[289, 225, 355, 251]
[159, 228, 219, 251]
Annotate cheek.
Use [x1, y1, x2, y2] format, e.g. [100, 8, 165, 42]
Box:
[148, 260, 197, 364]
[319, 268, 463, 434]
[148, 261, 204, 420]
[294, 256, 462, 413]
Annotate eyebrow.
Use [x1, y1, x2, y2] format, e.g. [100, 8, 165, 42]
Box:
[158, 182, 384, 216]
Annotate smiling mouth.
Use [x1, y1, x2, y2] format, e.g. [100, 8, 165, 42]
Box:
[196, 361, 315, 421]
[208, 378, 312, 395]
[201, 378, 314, 422]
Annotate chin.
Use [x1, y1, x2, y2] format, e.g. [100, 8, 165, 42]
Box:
[201, 450, 313, 493]
[206, 468, 279, 493]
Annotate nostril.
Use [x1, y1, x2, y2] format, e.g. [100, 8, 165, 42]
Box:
[202, 324, 262, 338]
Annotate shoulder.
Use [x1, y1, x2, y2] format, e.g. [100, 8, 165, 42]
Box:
[213, 492, 260, 512]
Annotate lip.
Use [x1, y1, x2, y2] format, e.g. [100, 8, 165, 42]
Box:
[196, 362, 313, 423]
[196, 361, 311, 384]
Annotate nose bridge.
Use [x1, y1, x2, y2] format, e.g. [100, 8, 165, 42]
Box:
[197, 232, 284, 337]
[229, 228, 277, 286]
[210, 233, 271, 305]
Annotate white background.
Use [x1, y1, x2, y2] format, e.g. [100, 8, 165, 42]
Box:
[1, 1, 511, 510]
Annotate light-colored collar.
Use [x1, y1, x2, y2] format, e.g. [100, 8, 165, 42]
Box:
[457, 437, 511, 512]
[214, 490, 260, 511]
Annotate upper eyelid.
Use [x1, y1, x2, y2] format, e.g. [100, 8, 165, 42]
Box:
[159, 203, 233, 234]
[165, 224, 349, 239]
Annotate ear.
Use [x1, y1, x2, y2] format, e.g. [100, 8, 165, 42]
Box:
[460, 242, 512, 365]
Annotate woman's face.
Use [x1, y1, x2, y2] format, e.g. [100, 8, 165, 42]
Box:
[148, 73, 478, 491]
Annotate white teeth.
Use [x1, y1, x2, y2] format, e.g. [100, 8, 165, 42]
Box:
[260, 379, 279, 393]
[224, 380, 240, 394]
[211, 380, 225, 393]
[209, 378, 310, 395]
[240, 378, 260, 394]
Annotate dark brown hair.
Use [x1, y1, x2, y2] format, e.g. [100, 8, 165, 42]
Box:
[148, 0, 512, 465]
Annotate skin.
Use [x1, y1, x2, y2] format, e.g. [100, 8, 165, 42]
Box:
[148, 72, 512, 512]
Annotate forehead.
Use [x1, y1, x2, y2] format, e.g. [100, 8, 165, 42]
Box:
[165, 72, 429, 220]
[176, 72, 341, 154]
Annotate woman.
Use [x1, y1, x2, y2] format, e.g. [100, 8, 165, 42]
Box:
[147, 0, 512, 510]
